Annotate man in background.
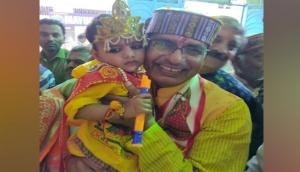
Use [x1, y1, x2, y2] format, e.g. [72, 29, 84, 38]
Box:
[64, 45, 91, 80]
[40, 18, 69, 85]
[76, 33, 91, 47]
[232, 33, 264, 93]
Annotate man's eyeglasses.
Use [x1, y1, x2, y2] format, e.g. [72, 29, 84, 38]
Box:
[148, 38, 207, 57]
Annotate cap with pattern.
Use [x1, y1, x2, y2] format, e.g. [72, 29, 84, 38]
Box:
[146, 8, 222, 46]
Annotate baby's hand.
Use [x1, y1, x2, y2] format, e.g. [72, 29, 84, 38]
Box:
[125, 81, 140, 97]
[102, 94, 129, 105]
[124, 93, 153, 119]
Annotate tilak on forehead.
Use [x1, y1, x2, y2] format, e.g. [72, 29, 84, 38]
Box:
[177, 36, 187, 45]
[94, 0, 146, 52]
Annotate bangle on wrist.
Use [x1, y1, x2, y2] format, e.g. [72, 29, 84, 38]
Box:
[110, 100, 125, 119]
[104, 108, 114, 120]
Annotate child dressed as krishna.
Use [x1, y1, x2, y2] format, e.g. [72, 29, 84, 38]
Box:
[63, 0, 152, 171]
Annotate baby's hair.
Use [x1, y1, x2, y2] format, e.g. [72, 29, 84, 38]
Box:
[85, 14, 112, 45]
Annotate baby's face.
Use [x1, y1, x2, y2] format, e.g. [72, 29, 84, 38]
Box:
[93, 38, 145, 73]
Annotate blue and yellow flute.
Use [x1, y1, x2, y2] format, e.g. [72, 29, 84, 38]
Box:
[132, 75, 151, 146]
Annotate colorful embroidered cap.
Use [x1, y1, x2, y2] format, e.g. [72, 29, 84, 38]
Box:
[94, 0, 144, 51]
[146, 8, 223, 46]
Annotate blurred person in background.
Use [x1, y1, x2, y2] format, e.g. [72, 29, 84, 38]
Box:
[64, 45, 92, 80]
[76, 33, 91, 48]
[40, 64, 56, 91]
[234, 34, 264, 172]
[246, 143, 264, 172]
[232, 33, 264, 96]
[40, 18, 69, 85]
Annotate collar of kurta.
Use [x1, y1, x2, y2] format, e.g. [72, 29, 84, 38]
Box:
[154, 75, 205, 155]
[155, 80, 189, 106]
[40, 48, 68, 63]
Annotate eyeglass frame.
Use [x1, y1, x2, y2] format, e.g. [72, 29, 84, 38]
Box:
[147, 38, 209, 58]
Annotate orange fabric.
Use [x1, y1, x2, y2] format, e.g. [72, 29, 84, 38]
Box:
[39, 89, 68, 172]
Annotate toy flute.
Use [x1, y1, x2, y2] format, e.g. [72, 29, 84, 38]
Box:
[132, 74, 151, 146]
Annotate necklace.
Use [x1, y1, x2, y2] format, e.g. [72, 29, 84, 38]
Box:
[117, 67, 135, 87]
[117, 67, 138, 97]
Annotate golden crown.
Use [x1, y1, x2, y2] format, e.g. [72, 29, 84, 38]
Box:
[94, 0, 144, 51]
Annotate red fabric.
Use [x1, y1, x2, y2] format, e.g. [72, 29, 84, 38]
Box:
[68, 64, 141, 101]
[39, 89, 69, 172]
[163, 98, 192, 140]
[156, 76, 206, 156]
[184, 77, 205, 156]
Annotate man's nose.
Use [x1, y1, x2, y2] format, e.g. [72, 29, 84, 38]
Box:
[46, 34, 54, 41]
[167, 49, 185, 64]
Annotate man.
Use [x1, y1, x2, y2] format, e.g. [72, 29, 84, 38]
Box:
[64, 45, 91, 80]
[232, 33, 264, 93]
[40, 18, 69, 85]
[120, 8, 252, 171]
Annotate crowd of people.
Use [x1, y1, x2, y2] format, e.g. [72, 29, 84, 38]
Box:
[39, 0, 264, 171]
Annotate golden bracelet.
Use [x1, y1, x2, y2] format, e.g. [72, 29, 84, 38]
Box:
[110, 100, 125, 119]
[104, 108, 114, 120]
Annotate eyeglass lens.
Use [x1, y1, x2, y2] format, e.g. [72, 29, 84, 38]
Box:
[149, 39, 207, 57]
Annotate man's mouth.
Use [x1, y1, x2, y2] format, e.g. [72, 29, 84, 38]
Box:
[46, 42, 57, 47]
[159, 64, 182, 72]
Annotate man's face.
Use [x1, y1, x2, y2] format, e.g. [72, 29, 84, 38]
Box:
[64, 51, 91, 80]
[40, 24, 64, 54]
[200, 25, 245, 74]
[145, 34, 207, 88]
[235, 48, 264, 83]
